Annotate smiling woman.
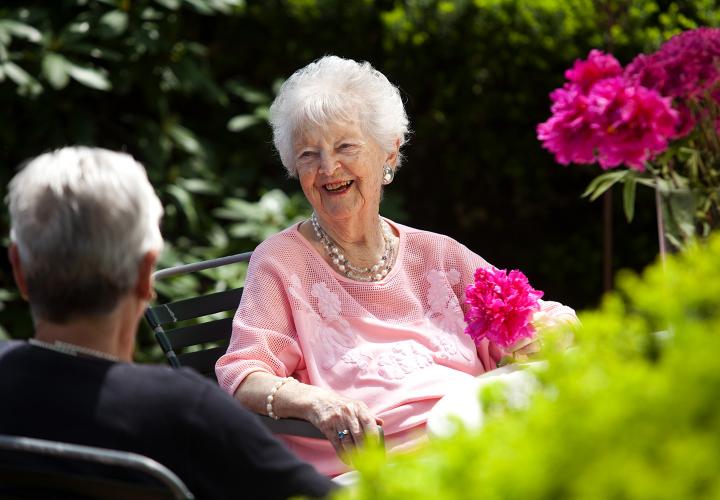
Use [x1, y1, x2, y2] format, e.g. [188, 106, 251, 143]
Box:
[215, 55, 578, 477]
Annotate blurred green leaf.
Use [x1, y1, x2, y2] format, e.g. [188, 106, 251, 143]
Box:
[178, 177, 221, 195]
[2, 61, 32, 86]
[66, 63, 112, 90]
[42, 53, 71, 89]
[623, 176, 637, 222]
[99, 10, 129, 36]
[166, 184, 199, 229]
[227, 114, 262, 132]
[167, 124, 202, 154]
[0, 20, 43, 44]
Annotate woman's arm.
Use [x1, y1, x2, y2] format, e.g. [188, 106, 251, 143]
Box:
[236, 371, 381, 462]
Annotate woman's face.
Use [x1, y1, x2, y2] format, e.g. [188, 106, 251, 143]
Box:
[293, 121, 395, 226]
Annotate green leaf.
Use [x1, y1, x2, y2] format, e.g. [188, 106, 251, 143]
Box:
[581, 170, 630, 201]
[3, 61, 32, 86]
[166, 184, 199, 229]
[227, 114, 261, 132]
[42, 53, 71, 89]
[0, 20, 43, 43]
[99, 10, 129, 35]
[67, 64, 112, 91]
[153, 0, 182, 10]
[168, 124, 202, 154]
[178, 178, 221, 195]
[622, 176, 637, 222]
[226, 81, 268, 103]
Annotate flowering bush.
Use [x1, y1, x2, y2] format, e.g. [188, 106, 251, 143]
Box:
[538, 28, 720, 247]
[464, 267, 543, 349]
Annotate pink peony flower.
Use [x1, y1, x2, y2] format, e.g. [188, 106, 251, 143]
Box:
[537, 85, 598, 165]
[587, 77, 679, 170]
[625, 27, 720, 100]
[464, 267, 544, 349]
[538, 51, 679, 170]
[565, 49, 623, 91]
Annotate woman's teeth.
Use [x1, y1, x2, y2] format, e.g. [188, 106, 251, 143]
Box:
[324, 180, 353, 192]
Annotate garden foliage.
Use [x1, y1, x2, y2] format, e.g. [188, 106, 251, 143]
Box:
[1, 1, 719, 352]
[339, 231, 720, 500]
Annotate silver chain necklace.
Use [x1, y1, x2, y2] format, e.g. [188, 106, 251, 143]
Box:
[28, 338, 121, 363]
[311, 213, 394, 282]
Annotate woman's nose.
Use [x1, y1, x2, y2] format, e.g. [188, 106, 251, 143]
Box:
[318, 154, 340, 175]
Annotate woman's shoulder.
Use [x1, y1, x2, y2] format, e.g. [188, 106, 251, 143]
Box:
[251, 223, 306, 258]
[392, 220, 469, 251]
[248, 223, 318, 272]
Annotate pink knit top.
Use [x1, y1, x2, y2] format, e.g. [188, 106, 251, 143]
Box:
[216, 220, 576, 476]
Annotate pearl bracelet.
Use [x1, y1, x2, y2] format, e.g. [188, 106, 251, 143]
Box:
[266, 377, 293, 420]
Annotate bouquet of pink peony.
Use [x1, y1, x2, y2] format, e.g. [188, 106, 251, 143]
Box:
[464, 266, 544, 350]
[537, 27, 720, 250]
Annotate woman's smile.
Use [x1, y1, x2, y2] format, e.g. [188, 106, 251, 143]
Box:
[322, 180, 354, 194]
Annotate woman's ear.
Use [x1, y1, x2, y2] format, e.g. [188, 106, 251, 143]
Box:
[8, 244, 29, 300]
[385, 137, 401, 167]
[135, 249, 159, 301]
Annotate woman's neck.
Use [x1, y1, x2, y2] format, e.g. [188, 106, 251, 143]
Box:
[314, 212, 386, 266]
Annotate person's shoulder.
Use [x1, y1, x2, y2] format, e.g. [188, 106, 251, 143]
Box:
[251, 224, 307, 260]
[108, 363, 218, 400]
[0, 340, 23, 359]
[394, 220, 467, 249]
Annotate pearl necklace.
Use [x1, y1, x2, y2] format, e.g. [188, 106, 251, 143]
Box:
[311, 213, 394, 282]
[28, 338, 121, 363]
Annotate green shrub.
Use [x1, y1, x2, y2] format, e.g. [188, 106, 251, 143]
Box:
[339, 231, 720, 499]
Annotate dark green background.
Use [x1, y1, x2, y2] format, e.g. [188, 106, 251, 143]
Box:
[2, 0, 717, 347]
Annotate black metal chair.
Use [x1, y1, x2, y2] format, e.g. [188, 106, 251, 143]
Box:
[0, 433, 194, 499]
[144, 252, 326, 439]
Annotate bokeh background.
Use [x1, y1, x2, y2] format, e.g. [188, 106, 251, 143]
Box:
[1, 0, 717, 349]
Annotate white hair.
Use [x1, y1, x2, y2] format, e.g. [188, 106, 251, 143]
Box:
[269, 55, 410, 176]
[7, 147, 163, 322]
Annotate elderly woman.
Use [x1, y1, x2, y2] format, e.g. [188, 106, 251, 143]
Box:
[216, 56, 576, 476]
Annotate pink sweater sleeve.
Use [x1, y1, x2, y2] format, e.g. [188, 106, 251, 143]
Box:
[215, 252, 304, 396]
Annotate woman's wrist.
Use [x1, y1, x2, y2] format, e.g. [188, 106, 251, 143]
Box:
[266, 377, 295, 419]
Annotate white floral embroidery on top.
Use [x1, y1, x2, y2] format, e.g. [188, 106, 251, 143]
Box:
[311, 282, 342, 321]
[426, 269, 473, 361]
[289, 278, 372, 371]
[377, 341, 434, 380]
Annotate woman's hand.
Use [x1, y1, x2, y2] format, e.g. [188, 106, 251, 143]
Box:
[236, 372, 381, 463]
[303, 387, 382, 463]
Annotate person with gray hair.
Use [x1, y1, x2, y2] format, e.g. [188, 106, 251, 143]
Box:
[216, 55, 577, 477]
[0, 146, 336, 499]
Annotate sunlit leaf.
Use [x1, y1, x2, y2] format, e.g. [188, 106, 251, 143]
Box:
[168, 124, 202, 154]
[178, 177, 221, 195]
[227, 114, 261, 132]
[99, 10, 129, 35]
[67, 63, 112, 90]
[42, 53, 70, 89]
[166, 184, 199, 229]
[153, 0, 182, 9]
[0, 20, 42, 43]
[3, 61, 33, 86]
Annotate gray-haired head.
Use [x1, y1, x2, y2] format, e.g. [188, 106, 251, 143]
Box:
[7, 147, 163, 323]
[269, 55, 410, 177]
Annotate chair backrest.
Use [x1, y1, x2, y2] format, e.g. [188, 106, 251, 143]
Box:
[144, 252, 327, 440]
[0, 434, 194, 500]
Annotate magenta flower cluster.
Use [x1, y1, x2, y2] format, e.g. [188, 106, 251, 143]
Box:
[625, 27, 720, 138]
[539, 28, 720, 171]
[464, 267, 544, 349]
[537, 49, 679, 170]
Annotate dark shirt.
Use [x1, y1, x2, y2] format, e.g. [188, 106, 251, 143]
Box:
[0, 340, 336, 499]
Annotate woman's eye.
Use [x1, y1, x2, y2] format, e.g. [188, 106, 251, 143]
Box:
[338, 144, 356, 152]
[299, 151, 317, 159]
